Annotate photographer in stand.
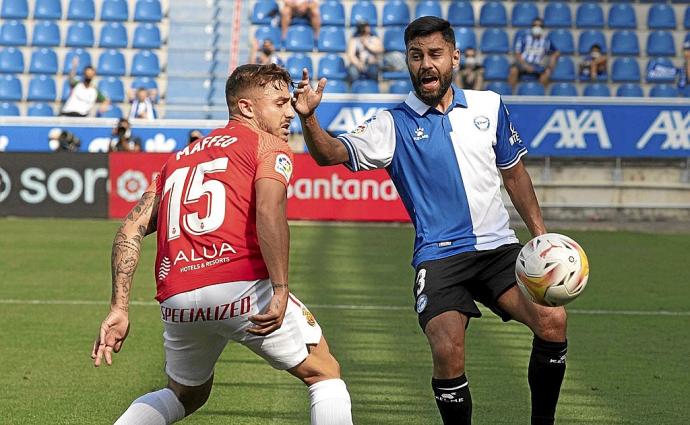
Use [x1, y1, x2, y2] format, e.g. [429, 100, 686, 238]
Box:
[48, 128, 81, 152]
[109, 118, 142, 152]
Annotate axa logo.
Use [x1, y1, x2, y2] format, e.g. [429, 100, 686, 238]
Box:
[636, 111, 690, 150]
[413, 127, 429, 141]
[327, 107, 386, 133]
[531, 109, 611, 150]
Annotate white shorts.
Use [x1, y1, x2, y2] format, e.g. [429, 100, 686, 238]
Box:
[160, 279, 322, 387]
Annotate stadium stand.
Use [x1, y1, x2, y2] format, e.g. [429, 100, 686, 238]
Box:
[583, 83, 611, 97]
[448, 2, 473, 27]
[550, 82, 578, 97]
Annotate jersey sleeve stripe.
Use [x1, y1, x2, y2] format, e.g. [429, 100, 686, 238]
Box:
[496, 147, 528, 169]
[337, 135, 359, 172]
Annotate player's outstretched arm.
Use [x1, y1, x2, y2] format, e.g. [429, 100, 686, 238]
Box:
[248, 178, 290, 336]
[501, 160, 547, 237]
[92, 183, 159, 367]
[292, 68, 349, 166]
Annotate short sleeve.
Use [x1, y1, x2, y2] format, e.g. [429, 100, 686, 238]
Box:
[494, 100, 527, 169]
[154, 163, 166, 195]
[256, 133, 294, 188]
[514, 35, 525, 54]
[336, 110, 396, 172]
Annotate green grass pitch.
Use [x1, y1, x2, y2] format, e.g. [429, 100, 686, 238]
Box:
[1, 218, 689, 424]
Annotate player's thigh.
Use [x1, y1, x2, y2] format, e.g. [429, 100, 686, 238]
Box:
[496, 285, 568, 340]
[288, 335, 341, 386]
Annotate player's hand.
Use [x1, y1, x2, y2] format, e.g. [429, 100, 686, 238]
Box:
[91, 308, 130, 367]
[247, 284, 289, 336]
[292, 68, 326, 118]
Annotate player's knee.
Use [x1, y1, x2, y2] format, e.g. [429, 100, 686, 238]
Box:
[536, 307, 567, 341]
[168, 377, 213, 416]
[431, 340, 465, 376]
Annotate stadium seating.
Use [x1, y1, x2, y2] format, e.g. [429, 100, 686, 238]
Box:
[415, 0, 442, 19]
[286, 53, 313, 81]
[0, 47, 23, 73]
[66, 22, 95, 48]
[29, 48, 58, 74]
[483, 55, 510, 80]
[646, 31, 675, 56]
[325, 79, 348, 93]
[616, 83, 643, 98]
[612, 57, 641, 82]
[254, 25, 281, 46]
[578, 30, 607, 54]
[576, 3, 604, 29]
[382, 0, 409, 27]
[511, 2, 539, 28]
[101, 0, 128, 21]
[0, 101, 19, 115]
[455, 28, 476, 51]
[63, 48, 91, 74]
[284, 25, 314, 52]
[321, 0, 345, 26]
[648, 4, 676, 30]
[480, 28, 509, 54]
[608, 4, 637, 29]
[32, 21, 60, 47]
[0, 20, 27, 46]
[33, 0, 61, 19]
[685, 7, 690, 30]
[544, 3, 572, 28]
[551, 56, 576, 82]
[517, 82, 545, 96]
[251, 0, 278, 25]
[67, 0, 95, 21]
[131, 50, 159, 77]
[131, 76, 157, 91]
[351, 79, 380, 93]
[350, 1, 377, 26]
[486, 81, 512, 96]
[317, 54, 347, 80]
[550, 82, 578, 97]
[100, 22, 128, 48]
[384, 27, 406, 52]
[97, 49, 126, 76]
[548, 30, 575, 55]
[583, 83, 611, 97]
[0, 74, 22, 101]
[97, 104, 123, 118]
[388, 79, 412, 94]
[649, 84, 679, 98]
[646, 57, 678, 82]
[134, 0, 162, 22]
[479, 2, 507, 27]
[318, 26, 346, 52]
[133, 24, 161, 49]
[1, 0, 28, 19]
[27, 102, 53, 116]
[448, 2, 474, 27]
[97, 76, 125, 102]
[27, 74, 56, 101]
[611, 30, 640, 56]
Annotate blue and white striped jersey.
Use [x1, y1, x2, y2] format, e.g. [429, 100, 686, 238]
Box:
[514, 34, 556, 66]
[337, 87, 527, 267]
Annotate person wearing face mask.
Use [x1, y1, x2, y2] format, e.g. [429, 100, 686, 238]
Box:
[60, 57, 111, 117]
[249, 38, 285, 67]
[455, 47, 484, 90]
[508, 18, 560, 90]
[579, 44, 607, 81]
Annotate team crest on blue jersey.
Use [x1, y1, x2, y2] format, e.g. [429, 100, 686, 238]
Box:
[352, 116, 377, 134]
[473, 115, 490, 131]
[413, 127, 429, 141]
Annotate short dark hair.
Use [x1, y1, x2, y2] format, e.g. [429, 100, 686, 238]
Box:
[404, 16, 455, 48]
[225, 63, 292, 112]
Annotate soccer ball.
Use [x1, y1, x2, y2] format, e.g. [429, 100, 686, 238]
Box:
[515, 233, 589, 307]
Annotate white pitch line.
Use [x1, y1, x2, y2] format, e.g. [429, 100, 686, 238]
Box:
[0, 299, 689, 316]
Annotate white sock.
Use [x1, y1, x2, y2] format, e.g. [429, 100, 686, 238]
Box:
[114, 388, 185, 425]
[308, 379, 353, 425]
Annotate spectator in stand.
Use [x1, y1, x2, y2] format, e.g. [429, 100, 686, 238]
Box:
[508, 18, 559, 89]
[347, 21, 383, 81]
[679, 39, 690, 94]
[109, 118, 142, 152]
[281, 0, 321, 40]
[128, 87, 158, 120]
[48, 128, 81, 152]
[249, 38, 284, 67]
[456, 47, 484, 90]
[60, 57, 110, 117]
[579, 44, 607, 81]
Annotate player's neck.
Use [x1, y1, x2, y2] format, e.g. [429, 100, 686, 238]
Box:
[230, 114, 260, 131]
[432, 88, 455, 114]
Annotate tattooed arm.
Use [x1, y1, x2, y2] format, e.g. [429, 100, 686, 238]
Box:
[92, 183, 159, 367]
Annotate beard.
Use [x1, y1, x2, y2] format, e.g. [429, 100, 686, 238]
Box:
[410, 68, 453, 107]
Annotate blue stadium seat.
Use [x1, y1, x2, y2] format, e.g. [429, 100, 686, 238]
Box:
[479, 2, 507, 27]
[31, 21, 60, 47]
[97, 104, 123, 118]
[578, 30, 606, 55]
[97, 76, 124, 102]
[647, 31, 675, 56]
[608, 4, 636, 29]
[611, 30, 639, 56]
[455, 27, 476, 51]
[486, 81, 512, 96]
[66, 22, 94, 47]
[543, 3, 571, 29]
[388, 79, 412, 94]
[132, 76, 157, 91]
[583, 83, 611, 97]
[383, 27, 406, 52]
[27, 102, 53, 116]
[576, 3, 604, 29]
[284, 25, 314, 52]
[517, 82, 545, 96]
[685, 7, 690, 30]
[646, 57, 677, 82]
[67, 0, 94, 20]
[350, 1, 377, 26]
[382, 0, 409, 26]
[99, 22, 128, 48]
[415, 0, 442, 19]
[34, 0, 61, 19]
[101, 0, 128, 21]
[351, 79, 379, 93]
[254, 26, 281, 47]
[133, 23, 161, 49]
[27, 75, 56, 101]
[0, 74, 22, 101]
[0, 102, 19, 115]
[483, 55, 510, 80]
[286, 53, 313, 81]
[97, 49, 126, 76]
[616, 83, 644, 97]
[63, 48, 91, 74]
[318, 26, 346, 52]
[131, 50, 159, 76]
[648, 4, 676, 29]
[0, 20, 27, 46]
[480, 29, 509, 54]
[289, 117, 302, 134]
[0, 47, 23, 73]
[548, 30, 575, 55]
[650, 84, 679, 98]
[325, 79, 348, 93]
[60, 78, 72, 101]
[251, 0, 278, 25]
[448, 2, 474, 27]
[134, 0, 162, 22]
[321, 0, 345, 26]
[1, 0, 27, 18]
[29, 48, 58, 74]
[549, 82, 578, 97]
[317, 54, 347, 80]
[611, 57, 640, 82]
[551, 56, 576, 82]
[511, 2, 539, 28]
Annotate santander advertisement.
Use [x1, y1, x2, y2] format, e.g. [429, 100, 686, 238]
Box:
[109, 153, 410, 222]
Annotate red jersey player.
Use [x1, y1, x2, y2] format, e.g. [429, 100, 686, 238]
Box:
[92, 64, 353, 425]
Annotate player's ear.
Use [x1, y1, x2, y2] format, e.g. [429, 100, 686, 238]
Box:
[237, 98, 255, 119]
[452, 47, 460, 69]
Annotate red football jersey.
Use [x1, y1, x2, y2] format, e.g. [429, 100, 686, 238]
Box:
[153, 121, 294, 302]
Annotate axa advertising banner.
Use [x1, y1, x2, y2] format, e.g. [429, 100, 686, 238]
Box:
[0, 153, 108, 217]
[107, 152, 410, 222]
